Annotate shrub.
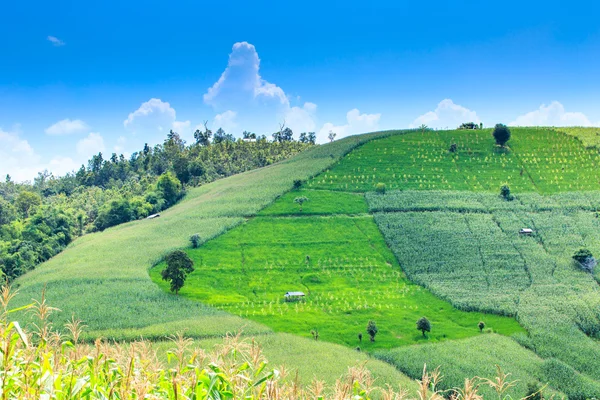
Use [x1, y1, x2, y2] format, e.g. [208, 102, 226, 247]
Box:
[573, 248, 597, 273]
[449, 143, 458, 153]
[375, 183, 386, 194]
[493, 123, 511, 147]
[293, 196, 309, 212]
[161, 250, 194, 294]
[500, 185, 514, 201]
[416, 317, 431, 337]
[478, 321, 485, 333]
[293, 179, 303, 189]
[190, 234, 201, 249]
[366, 320, 378, 342]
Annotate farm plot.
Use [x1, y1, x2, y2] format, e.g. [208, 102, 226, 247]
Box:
[371, 192, 600, 391]
[151, 214, 524, 349]
[309, 128, 600, 193]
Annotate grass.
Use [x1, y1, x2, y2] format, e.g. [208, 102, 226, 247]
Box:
[557, 126, 600, 149]
[12, 130, 407, 340]
[258, 189, 368, 215]
[309, 127, 600, 193]
[371, 190, 600, 394]
[152, 192, 524, 350]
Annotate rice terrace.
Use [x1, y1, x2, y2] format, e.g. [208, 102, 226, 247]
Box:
[3, 5, 600, 396]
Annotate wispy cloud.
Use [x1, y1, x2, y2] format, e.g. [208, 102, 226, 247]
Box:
[47, 36, 65, 46]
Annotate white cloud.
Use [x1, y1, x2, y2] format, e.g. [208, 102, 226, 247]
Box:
[47, 156, 80, 176]
[410, 99, 481, 129]
[212, 110, 238, 133]
[76, 132, 105, 158]
[509, 101, 600, 127]
[124, 98, 176, 130]
[318, 109, 381, 143]
[114, 136, 127, 153]
[47, 36, 65, 46]
[45, 118, 88, 135]
[204, 42, 289, 109]
[284, 102, 317, 134]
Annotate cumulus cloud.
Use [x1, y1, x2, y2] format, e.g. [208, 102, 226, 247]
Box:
[284, 102, 317, 134]
[114, 136, 127, 153]
[318, 109, 381, 143]
[204, 42, 288, 109]
[124, 98, 190, 141]
[410, 99, 481, 129]
[45, 118, 88, 135]
[0, 126, 79, 182]
[76, 132, 105, 158]
[47, 36, 65, 46]
[509, 101, 600, 127]
[212, 110, 238, 133]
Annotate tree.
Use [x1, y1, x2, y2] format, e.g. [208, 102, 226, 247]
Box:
[573, 248, 597, 273]
[15, 191, 42, 218]
[156, 172, 183, 207]
[194, 121, 212, 146]
[94, 198, 133, 231]
[500, 184, 514, 201]
[375, 183, 386, 194]
[161, 250, 194, 294]
[0, 198, 16, 226]
[327, 131, 337, 142]
[293, 179, 303, 189]
[493, 123, 511, 147]
[358, 333, 363, 343]
[294, 196, 309, 212]
[449, 143, 458, 153]
[213, 128, 234, 144]
[190, 234, 201, 249]
[478, 321, 485, 333]
[416, 317, 431, 337]
[366, 320, 378, 342]
[458, 122, 479, 130]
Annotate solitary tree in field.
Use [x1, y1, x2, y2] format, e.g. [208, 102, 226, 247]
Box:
[493, 123, 511, 147]
[294, 196, 309, 212]
[366, 320, 378, 342]
[328, 130, 337, 142]
[478, 321, 485, 333]
[500, 185, 514, 201]
[161, 250, 195, 294]
[449, 143, 458, 153]
[190, 234, 201, 249]
[358, 333, 363, 343]
[417, 317, 431, 337]
[573, 248, 597, 273]
[375, 183, 386, 194]
[419, 124, 428, 133]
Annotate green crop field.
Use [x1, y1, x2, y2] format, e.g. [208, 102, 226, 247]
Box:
[309, 127, 600, 193]
[151, 201, 524, 349]
[13, 127, 600, 397]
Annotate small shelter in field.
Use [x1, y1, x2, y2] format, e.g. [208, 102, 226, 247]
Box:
[146, 213, 161, 220]
[519, 228, 534, 235]
[284, 291, 305, 302]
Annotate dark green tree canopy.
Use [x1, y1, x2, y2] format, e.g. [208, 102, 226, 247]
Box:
[161, 250, 195, 294]
[493, 123, 511, 147]
[366, 320, 378, 342]
[417, 317, 431, 336]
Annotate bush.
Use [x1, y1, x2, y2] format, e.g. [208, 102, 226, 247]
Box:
[190, 234, 201, 248]
[478, 321, 485, 333]
[366, 320, 378, 342]
[449, 143, 458, 153]
[94, 199, 133, 231]
[416, 317, 431, 337]
[500, 185, 514, 201]
[293, 179, 303, 189]
[493, 123, 511, 147]
[293, 196, 309, 212]
[375, 183, 386, 194]
[573, 248, 597, 273]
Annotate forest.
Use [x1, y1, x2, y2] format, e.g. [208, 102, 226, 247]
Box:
[0, 127, 314, 280]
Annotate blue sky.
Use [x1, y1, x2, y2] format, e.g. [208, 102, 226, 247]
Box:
[1, 0, 599, 181]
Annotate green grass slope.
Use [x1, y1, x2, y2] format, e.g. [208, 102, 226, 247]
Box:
[151, 206, 523, 349]
[309, 127, 600, 193]
[13, 130, 405, 340]
[371, 191, 600, 394]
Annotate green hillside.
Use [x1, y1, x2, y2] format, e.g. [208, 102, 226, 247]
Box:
[13, 126, 600, 397]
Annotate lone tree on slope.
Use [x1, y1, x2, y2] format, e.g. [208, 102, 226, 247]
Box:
[366, 320, 378, 342]
[493, 123, 511, 147]
[417, 317, 431, 337]
[294, 196, 309, 212]
[573, 248, 597, 273]
[161, 250, 195, 294]
[328, 130, 337, 142]
[478, 321, 485, 333]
